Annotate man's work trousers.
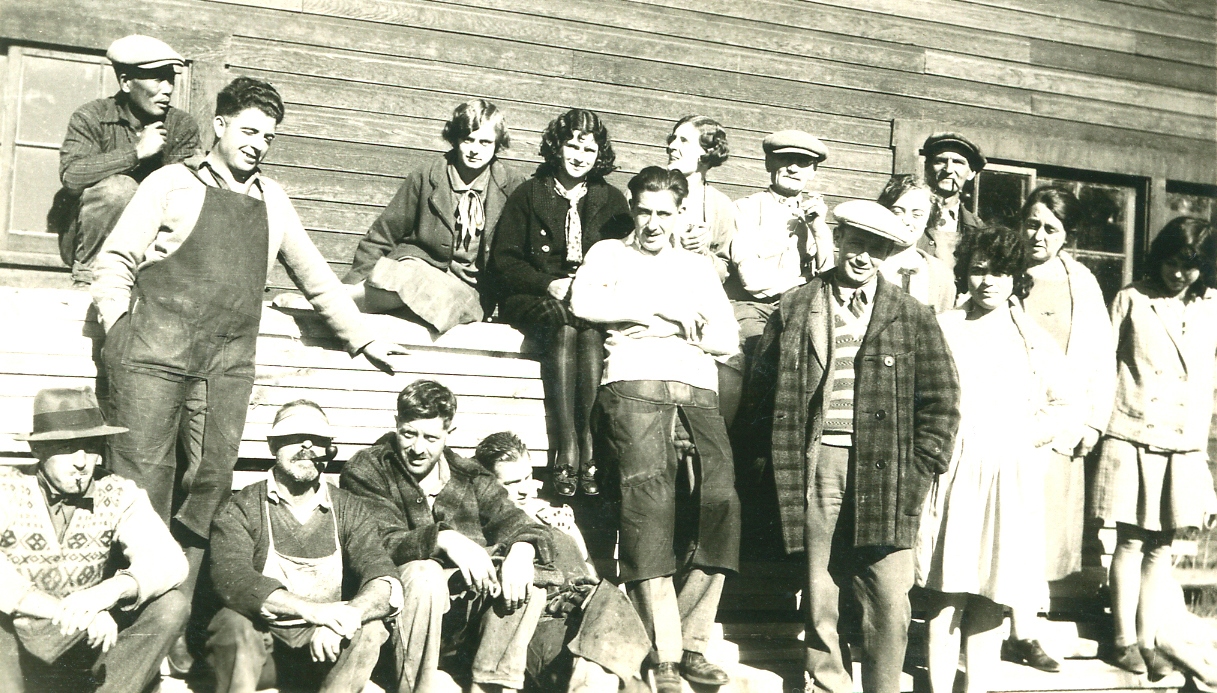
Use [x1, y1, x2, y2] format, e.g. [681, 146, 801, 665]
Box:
[0, 589, 188, 693]
[205, 607, 389, 693]
[393, 559, 546, 693]
[70, 174, 139, 285]
[805, 444, 914, 693]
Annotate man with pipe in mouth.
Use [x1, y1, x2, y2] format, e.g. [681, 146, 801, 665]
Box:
[0, 386, 189, 692]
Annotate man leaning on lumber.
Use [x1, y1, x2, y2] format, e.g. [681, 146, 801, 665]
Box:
[0, 387, 189, 693]
[89, 75, 402, 671]
[341, 379, 553, 693]
[207, 400, 401, 693]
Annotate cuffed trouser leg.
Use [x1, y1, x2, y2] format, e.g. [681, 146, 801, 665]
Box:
[627, 576, 682, 663]
[73, 174, 139, 284]
[94, 589, 190, 693]
[472, 585, 546, 689]
[394, 560, 449, 693]
[320, 621, 390, 693]
[805, 445, 852, 693]
[852, 549, 913, 693]
[677, 568, 725, 654]
[207, 607, 272, 693]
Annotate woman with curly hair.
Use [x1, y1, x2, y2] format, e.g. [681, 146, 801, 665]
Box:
[489, 108, 632, 497]
[1093, 217, 1217, 677]
[915, 224, 1083, 693]
[343, 99, 524, 333]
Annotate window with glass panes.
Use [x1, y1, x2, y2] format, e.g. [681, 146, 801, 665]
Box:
[971, 163, 1147, 304]
[0, 45, 188, 266]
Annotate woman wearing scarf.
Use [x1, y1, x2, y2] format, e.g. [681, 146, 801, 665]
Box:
[489, 109, 632, 497]
[343, 99, 524, 333]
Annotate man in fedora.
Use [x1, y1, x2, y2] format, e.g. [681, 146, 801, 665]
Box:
[0, 387, 189, 693]
[917, 132, 986, 270]
[51, 35, 201, 286]
[206, 400, 401, 693]
[740, 201, 960, 693]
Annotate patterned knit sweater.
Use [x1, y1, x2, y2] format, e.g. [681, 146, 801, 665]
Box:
[0, 467, 186, 614]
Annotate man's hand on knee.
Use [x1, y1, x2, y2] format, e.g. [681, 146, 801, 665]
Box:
[85, 611, 118, 653]
[438, 530, 499, 597]
[309, 625, 344, 663]
[499, 542, 536, 612]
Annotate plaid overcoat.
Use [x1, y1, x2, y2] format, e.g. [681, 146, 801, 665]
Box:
[741, 274, 961, 553]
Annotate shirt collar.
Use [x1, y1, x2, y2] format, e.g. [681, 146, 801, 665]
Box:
[265, 470, 332, 515]
[417, 453, 451, 501]
[36, 470, 95, 510]
[198, 153, 264, 196]
[831, 272, 878, 305]
[102, 93, 146, 130]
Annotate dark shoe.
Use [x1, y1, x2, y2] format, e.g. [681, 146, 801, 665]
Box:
[579, 464, 599, 496]
[681, 651, 729, 686]
[165, 634, 194, 678]
[653, 661, 683, 693]
[1002, 638, 1061, 673]
[1141, 646, 1176, 681]
[553, 465, 577, 497]
[1108, 644, 1147, 674]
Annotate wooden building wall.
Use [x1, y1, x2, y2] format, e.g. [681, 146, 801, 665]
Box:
[1, 0, 1214, 289]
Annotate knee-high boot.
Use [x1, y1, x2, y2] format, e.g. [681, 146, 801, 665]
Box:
[576, 328, 604, 495]
[543, 325, 580, 496]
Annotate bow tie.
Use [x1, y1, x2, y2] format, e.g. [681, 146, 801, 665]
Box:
[48, 494, 93, 511]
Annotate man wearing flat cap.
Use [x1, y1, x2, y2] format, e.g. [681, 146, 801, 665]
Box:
[207, 399, 403, 693]
[739, 201, 960, 693]
[917, 132, 986, 270]
[51, 35, 201, 286]
[0, 387, 189, 693]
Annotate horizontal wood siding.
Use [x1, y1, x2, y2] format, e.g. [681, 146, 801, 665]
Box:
[0, 0, 1213, 288]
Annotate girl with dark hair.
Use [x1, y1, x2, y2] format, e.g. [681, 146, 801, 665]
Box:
[1093, 216, 1217, 677]
[916, 224, 1083, 693]
[665, 115, 736, 282]
[1000, 185, 1117, 671]
[343, 99, 523, 333]
[489, 109, 632, 497]
[876, 174, 956, 313]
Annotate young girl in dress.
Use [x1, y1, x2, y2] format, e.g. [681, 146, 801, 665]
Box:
[1094, 216, 1217, 678]
[915, 224, 1084, 693]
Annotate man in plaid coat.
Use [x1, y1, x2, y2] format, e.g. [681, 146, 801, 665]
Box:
[740, 200, 960, 693]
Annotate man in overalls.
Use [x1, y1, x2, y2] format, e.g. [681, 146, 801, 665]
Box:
[89, 76, 400, 671]
[207, 400, 401, 693]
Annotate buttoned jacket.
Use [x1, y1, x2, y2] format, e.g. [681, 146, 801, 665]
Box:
[343, 153, 524, 286]
[741, 275, 961, 552]
[1105, 281, 1217, 452]
[488, 175, 632, 299]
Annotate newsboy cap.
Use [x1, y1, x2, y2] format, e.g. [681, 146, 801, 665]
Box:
[763, 130, 829, 163]
[106, 35, 185, 71]
[15, 387, 127, 441]
[833, 199, 916, 247]
[920, 132, 986, 172]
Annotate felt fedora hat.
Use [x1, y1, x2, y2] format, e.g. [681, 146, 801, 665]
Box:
[15, 387, 127, 441]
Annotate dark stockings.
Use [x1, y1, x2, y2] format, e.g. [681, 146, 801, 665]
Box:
[543, 325, 603, 486]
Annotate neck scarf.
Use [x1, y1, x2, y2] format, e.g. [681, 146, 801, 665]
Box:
[448, 165, 490, 253]
[554, 179, 589, 265]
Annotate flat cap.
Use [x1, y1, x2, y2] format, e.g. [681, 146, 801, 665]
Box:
[106, 35, 185, 71]
[833, 199, 916, 247]
[763, 130, 829, 163]
[920, 132, 986, 171]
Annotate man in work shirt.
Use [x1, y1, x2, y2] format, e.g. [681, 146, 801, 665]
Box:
[916, 132, 986, 270]
[90, 76, 400, 667]
[52, 35, 201, 286]
[207, 400, 400, 693]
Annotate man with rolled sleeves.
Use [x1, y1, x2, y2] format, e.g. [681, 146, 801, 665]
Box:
[741, 201, 960, 693]
[51, 35, 201, 286]
[916, 132, 986, 270]
[90, 76, 401, 671]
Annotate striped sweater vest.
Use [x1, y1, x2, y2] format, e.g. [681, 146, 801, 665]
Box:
[823, 311, 865, 437]
[0, 468, 127, 599]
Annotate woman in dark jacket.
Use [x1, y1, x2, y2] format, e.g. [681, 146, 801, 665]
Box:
[343, 99, 524, 333]
[489, 109, 632, 497]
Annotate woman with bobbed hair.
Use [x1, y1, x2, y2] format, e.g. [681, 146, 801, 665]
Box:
[343, 99, 524, 333]
[1093, 217, 1217, 677]
[665, 115, 736, 282]
[876, 174, 955, 313]
[489, 108, 632, 497]
[915, 224, 1082, 693]
[1001, 184, 1117, 672]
